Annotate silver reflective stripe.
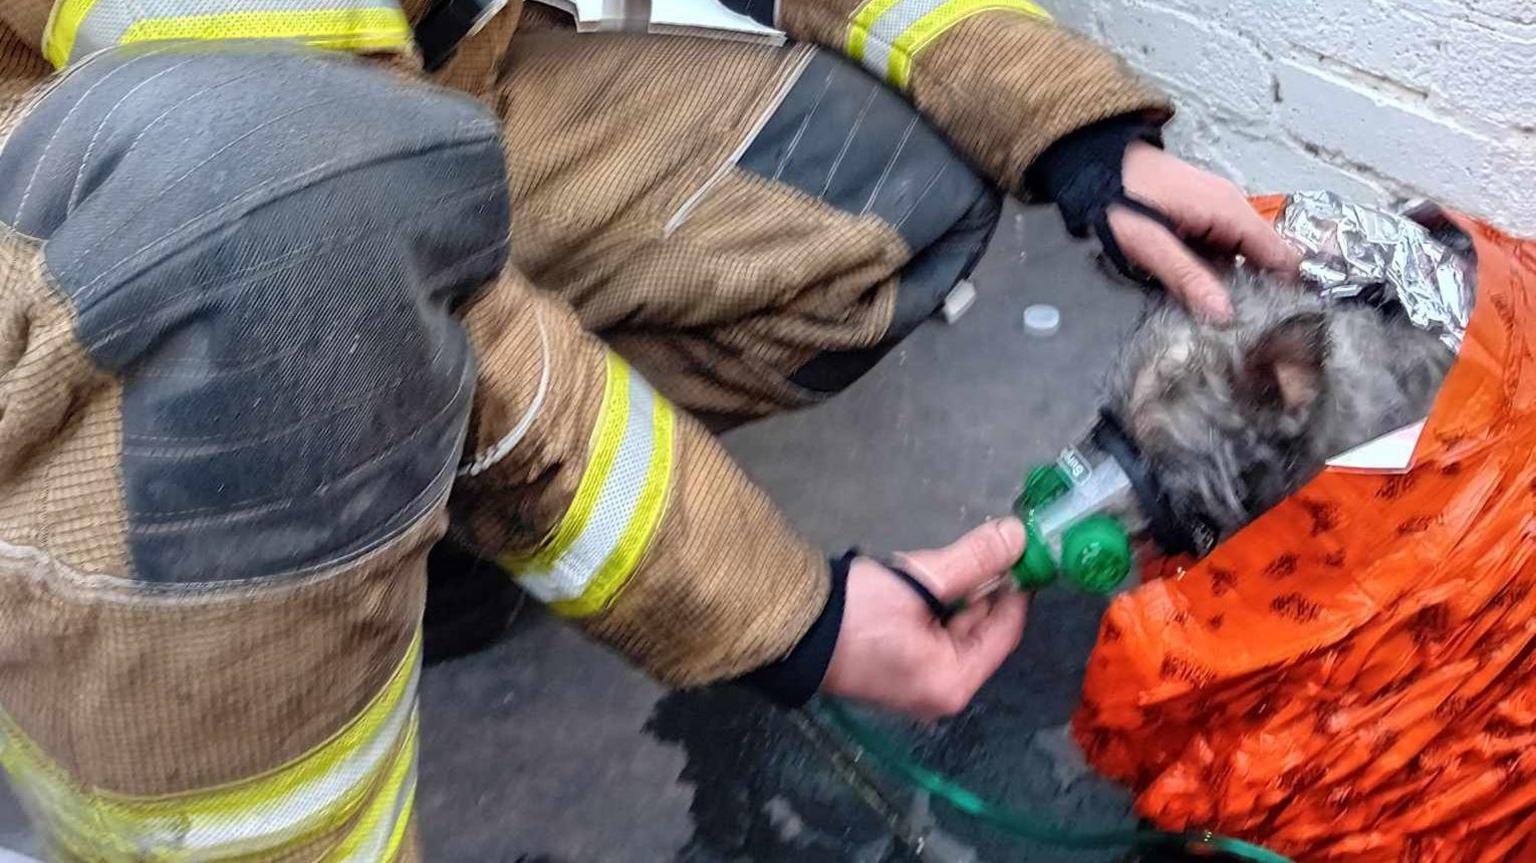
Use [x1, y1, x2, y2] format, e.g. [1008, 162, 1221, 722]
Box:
[63, 0, 392, 64]
[171, 665, 419, 854]
[856, 0, 940, 84]
[514, 363, 660, 604]
[0, 632, 422, 861]
[845, 0, 1050, 89]
[336, 752, 417, 862]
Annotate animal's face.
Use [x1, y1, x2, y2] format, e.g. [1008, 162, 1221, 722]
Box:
[1106, 270, 1453, 544]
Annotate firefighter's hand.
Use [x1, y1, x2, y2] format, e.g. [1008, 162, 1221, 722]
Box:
[1111, 142, 1301, 323]
[822, 518, 1029, 720]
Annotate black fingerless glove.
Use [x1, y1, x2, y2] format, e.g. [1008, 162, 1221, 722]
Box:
[1025, 114, 1174, 283]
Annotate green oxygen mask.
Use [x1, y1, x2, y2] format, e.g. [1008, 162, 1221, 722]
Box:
[1009, 425, 1148, 594]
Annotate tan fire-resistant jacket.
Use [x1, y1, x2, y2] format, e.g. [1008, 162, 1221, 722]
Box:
[0, 0, 1166, 684]
[0, 0, 1165, 856]
[432, 0, 1170, 679]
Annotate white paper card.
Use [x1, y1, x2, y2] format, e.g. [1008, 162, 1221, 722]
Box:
[1324, 420, 1426, 473]
[532, 0, 784, 40]
[648, 0, 785, 40]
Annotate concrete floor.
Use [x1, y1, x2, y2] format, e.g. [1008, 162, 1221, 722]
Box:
[414, 201, 1154, 863]
[0, 202, 1157, 861]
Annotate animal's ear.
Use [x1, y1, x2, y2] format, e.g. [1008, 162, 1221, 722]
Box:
[1240, 312, 1327, 416]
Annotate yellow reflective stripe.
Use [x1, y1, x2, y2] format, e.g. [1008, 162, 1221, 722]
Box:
[380, 784, 416, 862]
[117, 7, 411, 52]
[41, 0, 99, 67]
[845, 0, 904, 63]
[518, 350, 631, 572]
[321, 716, 417, 863]
[844, 0, 1051, 90]
[502, 352, 677, 617]
[549, 391, 675, 617]
[885, 0, 1050, 89]
[0, 631, 421, 861]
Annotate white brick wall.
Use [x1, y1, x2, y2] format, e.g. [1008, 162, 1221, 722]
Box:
[1044, 0, 1536, 236]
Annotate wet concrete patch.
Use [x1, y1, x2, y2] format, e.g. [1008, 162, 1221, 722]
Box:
[648, 687, 903, 862]
[643, 586, 1142, 863]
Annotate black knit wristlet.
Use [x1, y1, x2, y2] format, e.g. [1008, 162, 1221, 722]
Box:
[1026, 114, 1177, 287]
[740, 550, 852, 708]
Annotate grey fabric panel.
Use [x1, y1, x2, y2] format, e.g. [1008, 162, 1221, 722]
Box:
[737, 47, 1002, 395]
[0, 44, 508, 582]
[883, 187, 1000, 339]
[737, 49, 990, 254]
[789, 188, 999, 394]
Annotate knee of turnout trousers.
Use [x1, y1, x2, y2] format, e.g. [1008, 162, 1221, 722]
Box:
[0, 43, 506, 861]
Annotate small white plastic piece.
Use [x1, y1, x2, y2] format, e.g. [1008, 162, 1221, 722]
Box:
[1023, 303, 1061, 336]
[940, 279, 978, 324]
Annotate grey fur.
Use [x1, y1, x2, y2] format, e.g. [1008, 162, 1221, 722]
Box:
[1106, 269, 1455, 542]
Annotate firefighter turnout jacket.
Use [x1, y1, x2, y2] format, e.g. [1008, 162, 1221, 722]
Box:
[0, 0, 1165, 857]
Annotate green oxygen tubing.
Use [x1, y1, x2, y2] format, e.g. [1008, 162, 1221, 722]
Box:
[814, 701, 1293, 863]
[799, 457, 1294, 862]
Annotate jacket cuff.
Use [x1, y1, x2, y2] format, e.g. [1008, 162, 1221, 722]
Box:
[740, 550, 851, 707]
[1024, 113, 1164, 234]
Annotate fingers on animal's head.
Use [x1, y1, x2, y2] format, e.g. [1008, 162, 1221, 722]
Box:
[1160, 250, 1233, 325]
[1226, 203, 1303, 274]
[1183, 176, 1300, 275]
[1110, 209, 1232, 324]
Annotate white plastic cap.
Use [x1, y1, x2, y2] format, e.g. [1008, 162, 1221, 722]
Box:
[1023, 303, 1061, 336]
[941, 279, 978, 324]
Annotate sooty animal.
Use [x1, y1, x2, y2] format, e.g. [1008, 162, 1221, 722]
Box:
[1106, 268, 1456, 544]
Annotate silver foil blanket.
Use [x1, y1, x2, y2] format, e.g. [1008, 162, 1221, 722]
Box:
[1276, 190, 1474, 351]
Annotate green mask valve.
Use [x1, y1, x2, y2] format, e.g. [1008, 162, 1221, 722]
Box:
[1010, 459, 1136, 595]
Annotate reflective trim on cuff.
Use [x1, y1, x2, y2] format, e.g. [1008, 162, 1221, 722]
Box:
[0, 631, 422, 862]
[43, 0, 412, 68]
[845, 0, 1051, 89]
[503, 352, 677, 618]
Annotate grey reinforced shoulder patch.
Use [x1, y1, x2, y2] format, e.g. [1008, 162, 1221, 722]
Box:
[737, 50, 990, 255]
[0, 44, 509, 582]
